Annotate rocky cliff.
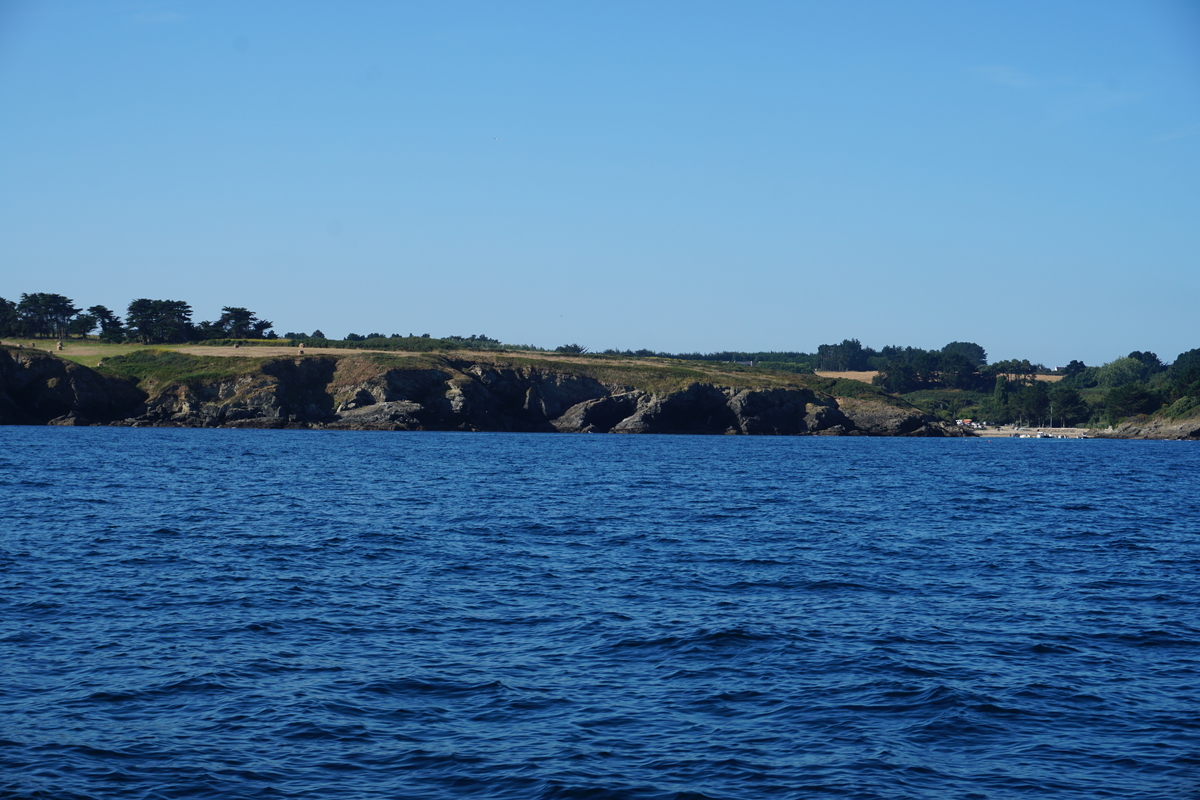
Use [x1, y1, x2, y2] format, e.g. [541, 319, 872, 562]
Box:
[0, 347, 145, 425]
[0, 347, 968, 436]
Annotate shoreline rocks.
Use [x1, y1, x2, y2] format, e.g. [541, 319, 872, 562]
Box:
[1098, 416, 1200, 440]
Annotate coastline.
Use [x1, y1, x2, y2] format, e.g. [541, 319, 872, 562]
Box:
[0, 344, 965, 436]
[3, 343, 1196, 439]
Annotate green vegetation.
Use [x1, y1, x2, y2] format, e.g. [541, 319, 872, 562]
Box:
[811, 377, 902, 403]
[1051, 348, 1200, 426]
[469, 354, 819, 394]
[901, 380, 1097, 427]
[1162, 395, 1200, 420]
[95, 349, 268, 391]
[899, 389, 990, 422]
[891, 348, 1200, 428]
[2, 293, 81, 340]
[753, 360, 814, 375]
[0, 293, 281, 345]
[15, 341, 150, 368]
[75, 347, 832, 401]
[594, 348, 816, 374]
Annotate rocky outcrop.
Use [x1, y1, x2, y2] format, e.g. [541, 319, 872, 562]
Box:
[833, 396, 952, 436]
[0, 348, 144, 425]
[552, 393, 644, 433]
[728, 388, 811, 434]
[611, 384, 739, 434]
[131, 358, 338, 428]
[0, 347, 970, 436]
[1100, 415, 1200, 440]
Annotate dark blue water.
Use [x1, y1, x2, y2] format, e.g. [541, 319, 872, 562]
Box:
[2, 429, 1198, 799]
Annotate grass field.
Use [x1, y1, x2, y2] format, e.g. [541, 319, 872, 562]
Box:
[0, 340, 921, 403]
[0, 339, 159, 368]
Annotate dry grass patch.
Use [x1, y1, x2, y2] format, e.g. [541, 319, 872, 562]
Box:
[815, 370, 878, 382]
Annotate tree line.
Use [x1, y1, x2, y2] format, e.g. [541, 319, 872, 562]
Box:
[865, 342, 1199, 428]
[0, 292, 518, 349]
[0, 293, 275, 344]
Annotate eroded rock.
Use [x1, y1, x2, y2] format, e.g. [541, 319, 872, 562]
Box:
[1, 347, 974, 437]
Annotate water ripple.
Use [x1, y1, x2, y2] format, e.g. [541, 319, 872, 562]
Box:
[1, 429, 1197, 799]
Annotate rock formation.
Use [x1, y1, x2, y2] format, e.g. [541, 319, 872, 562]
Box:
[0, 347, 970, 436]
[0, 347, 145, 426]
[1100, 415, 1200, 440]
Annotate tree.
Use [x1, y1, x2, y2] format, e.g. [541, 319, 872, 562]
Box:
[979, 376, 1011, 423]
[939, 352, 983, 390]
[942, 341, 987, 367]
[126, 299, 194, 344]
[817, 338, 869, 371]
[1168, 349, 1200, 400]
[198, 307, 275, 339]
[984, 358, 1036, 385]
[1127, 351, 1164, 374]
[555, 343, 588, 354]
[311, 330, 326, 339]
[0, 297, 18, 337]
[1048, 383, 1089, 427]
[1171, 348, 1200, 376]
[1010, 381, 1050, 426]
[17, 293, 79, 339]
[193, 320, 224, 340]
[218, 307, 257, 338]
[345, 333, 365, 341]
[873, 360, 918, 393]
[1062, 363, 1099, 389]
[910, 351, 943, 387]
[1096, 356, 1150, 389]
[1061, 360, 1087, 378]
[1105, 383, 1159, 425]
[67, 313, 99, 339]
[87, 305, 125, 343]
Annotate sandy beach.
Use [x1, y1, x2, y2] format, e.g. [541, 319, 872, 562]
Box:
[971, 425, 1092, 439]
[816, 370, 1063, 383]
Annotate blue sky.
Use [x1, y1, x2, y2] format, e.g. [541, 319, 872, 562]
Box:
[1, 1, 1197, 366]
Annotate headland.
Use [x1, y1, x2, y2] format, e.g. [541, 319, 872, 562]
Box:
[0, 344, 965, 436]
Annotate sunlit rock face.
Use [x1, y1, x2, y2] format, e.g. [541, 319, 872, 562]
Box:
[0, 347, 970, 437]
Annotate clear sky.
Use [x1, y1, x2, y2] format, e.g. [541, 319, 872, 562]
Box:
[2, 1, 1197, 366]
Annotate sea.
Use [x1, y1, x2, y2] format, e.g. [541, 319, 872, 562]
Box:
[1, 427, 1198, 800]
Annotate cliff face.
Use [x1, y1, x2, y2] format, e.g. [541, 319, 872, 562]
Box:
[0, 348, 145, 425]
[0, 348, 967, 436]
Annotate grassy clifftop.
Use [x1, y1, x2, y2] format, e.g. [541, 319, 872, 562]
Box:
[94, 349, 268, 391]
[88, 346, 900, 402]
